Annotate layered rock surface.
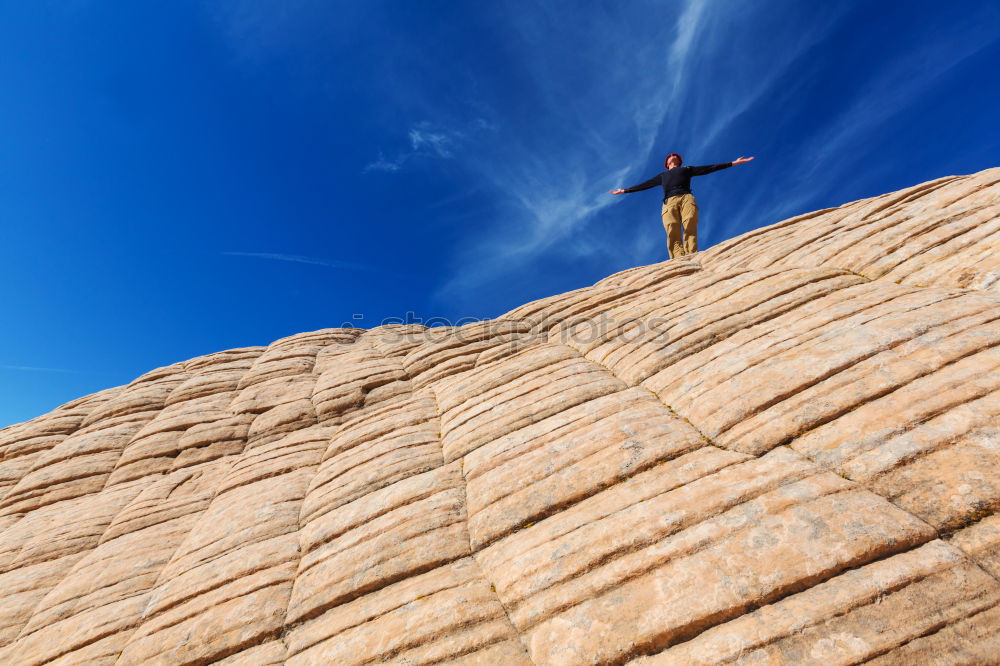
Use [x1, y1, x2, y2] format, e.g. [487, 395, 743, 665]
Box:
[2, 167, 999, 665]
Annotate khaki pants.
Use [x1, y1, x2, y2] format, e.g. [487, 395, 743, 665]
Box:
[661, 193, 698, 259]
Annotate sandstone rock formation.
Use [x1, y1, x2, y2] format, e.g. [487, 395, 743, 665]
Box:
[1, 167, 999, 665]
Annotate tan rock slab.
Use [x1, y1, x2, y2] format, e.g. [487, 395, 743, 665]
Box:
[500, 261, 701, 342]
[236, 347, 318, 391]
[636, 539, 1000, 664]
[0, 480, 142, 573]
[0, 387, 118, 463]
[170, 412, 253, 472]
[701, 167, 1000, 292]
[478, 448, 934, 665]
[247, 397, 317, 447]
[0, 555, 85, 648]
[80, 372, 188, 428]
[218, 424, 331, 496]
[303, 395, 441, 520]
[437, 343, 625, 462]
[401, 319, 536, 388]
[664, 287, 992, 453]
[311, 345, 409, 422]
[285, 558, 530, 666]
[230, 375, 316, 415]
[117, 571, 292, 665]
[644, 281, 916, 415]
[864, 603, 1000, 665]
[583, 267, 864, 387]
[109, 441, 319, 665]
[8, 520, 200, 666]
[290, 462, 469, 626]
[949, 513, 1000, 579]
[1, 464, 226, 664]
[465, 387, 706, 549]
[99, 459, 232, 544]
[167, 351, 262, 405]
[212, 640, 287, 665]
[0, 420, 147, 516]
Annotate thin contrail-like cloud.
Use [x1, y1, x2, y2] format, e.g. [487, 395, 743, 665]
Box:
[0, 364, 77, 373]
[222, 252, 373, 272]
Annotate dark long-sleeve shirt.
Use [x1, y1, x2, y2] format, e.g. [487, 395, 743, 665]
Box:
[623, 163, 733, 201]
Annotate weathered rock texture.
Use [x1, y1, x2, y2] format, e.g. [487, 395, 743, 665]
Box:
[2, 167, 1000, 665]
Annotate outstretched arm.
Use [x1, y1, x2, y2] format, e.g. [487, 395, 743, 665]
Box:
[610, 174, 661, 195]
[689, 156, 754, 177]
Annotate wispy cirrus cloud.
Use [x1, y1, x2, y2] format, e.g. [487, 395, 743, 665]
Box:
[421, 1, 715, 298]
[363, 152, 403, 173]
[209, 0, 997, 316]
[210, 0, 764, 306]
[803, 28, 997, 179]
[721, 11, 1000, 238]
[408, 126, 457, 158]
[222, 251, 372, 271]
[420, 0, 776, 304]
[364, 121, 485, 173]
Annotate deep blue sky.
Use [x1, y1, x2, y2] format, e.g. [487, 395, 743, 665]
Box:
[3, 0, 999, 427]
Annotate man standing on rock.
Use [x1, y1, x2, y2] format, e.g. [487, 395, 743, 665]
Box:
[611, 153, 754, 259]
